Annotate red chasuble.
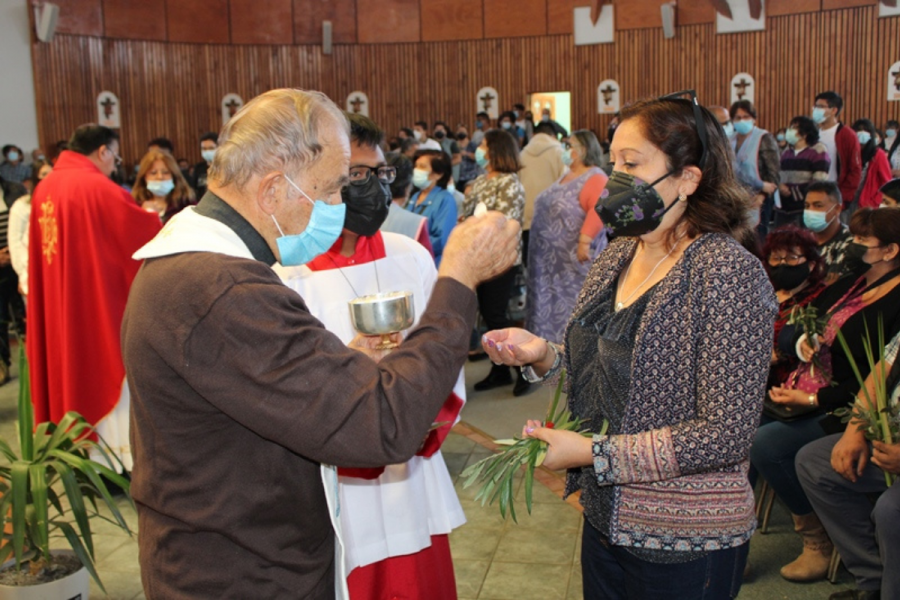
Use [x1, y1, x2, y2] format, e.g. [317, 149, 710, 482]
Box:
[27, 151, 161, 426]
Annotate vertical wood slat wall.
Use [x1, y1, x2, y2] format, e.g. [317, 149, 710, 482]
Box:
[31, 5, 900, 165]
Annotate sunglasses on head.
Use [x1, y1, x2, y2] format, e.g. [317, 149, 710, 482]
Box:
[658, 89, 709, 170]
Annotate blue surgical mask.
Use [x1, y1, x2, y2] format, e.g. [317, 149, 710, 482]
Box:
[803, 208, 835, 233]
[722, 122, 735, 138]
[201, 149, 216, 163]
[146, 178, 175, 197]
[412, 168, 431, 189]
[501, 121, 512, 130]
[561, 149, 574, 167]
[785, 128, 800, 146]
[476, 121, 484, 130]
[272, 175, 346, 266]
[812, 107, 827, 125]
[513, 110, 520, 119]
[475, 148, 489, 169]
[776, 133, 786, 142]
[541, 115, 550, 123]
[857, 131, 872, 145]
[887, 128, 898, 139]
[6, 151, 19, 162]
[734, 120, 754, 136]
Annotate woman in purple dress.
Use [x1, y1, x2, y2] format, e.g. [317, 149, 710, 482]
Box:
[526, 130, 609, 343]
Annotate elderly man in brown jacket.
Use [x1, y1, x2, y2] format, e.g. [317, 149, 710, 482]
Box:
[122, 88, 519, 599]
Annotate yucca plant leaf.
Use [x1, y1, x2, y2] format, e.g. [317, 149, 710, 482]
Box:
[56, 521, 106, 593]
[0, 539, 13, 566]
[0, 437, 17, 463]
[47, 450, 127, 529]
[10, 460, 30, 566]
[28, 464, 51, 561]
[56, 461, 95, 558]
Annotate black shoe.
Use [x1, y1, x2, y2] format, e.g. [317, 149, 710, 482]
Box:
[512, 370, 533, 397]
[474, 366, 513, 391]
[829, 590, 881, 600]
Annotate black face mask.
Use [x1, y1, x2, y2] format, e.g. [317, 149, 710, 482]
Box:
[843, 242, 876, 274]
[341, 175, 392, 237]
[769, 263, 810, 291]
[434, 131, 446, 140]
[595, 170, 678, 238]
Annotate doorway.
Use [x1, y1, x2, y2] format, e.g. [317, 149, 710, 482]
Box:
[528, 91, 572, 137]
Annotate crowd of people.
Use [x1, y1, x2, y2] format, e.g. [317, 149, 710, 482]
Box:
[2, 85, 899, 599]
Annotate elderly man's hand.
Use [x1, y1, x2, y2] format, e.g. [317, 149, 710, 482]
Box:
[438, 211, 520, 290]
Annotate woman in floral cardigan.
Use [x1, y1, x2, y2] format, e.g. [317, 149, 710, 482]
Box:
[482, 95, 777, 599]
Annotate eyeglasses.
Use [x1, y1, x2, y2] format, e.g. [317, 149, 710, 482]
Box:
[348, 165, 397, 186]
[658, 89, 709, 169]
[767, 253, 806, 266]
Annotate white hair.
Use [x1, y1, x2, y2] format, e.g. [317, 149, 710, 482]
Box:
[209, 88, 349, 191]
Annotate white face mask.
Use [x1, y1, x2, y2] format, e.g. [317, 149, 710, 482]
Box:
[414, 130, 424, 142]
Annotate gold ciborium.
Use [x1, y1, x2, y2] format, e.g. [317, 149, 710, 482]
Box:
[348, 291, 415, 350]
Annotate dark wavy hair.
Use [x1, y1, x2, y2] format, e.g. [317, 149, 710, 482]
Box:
[618, 97, 753, 246]
[789, 116, 820, 146]
[413, 149, 452, 189]
[763, 225, 825, 287]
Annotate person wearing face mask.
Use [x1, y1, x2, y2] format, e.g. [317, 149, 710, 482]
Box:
[498, 110, 525, 148]
[482, 92, 776, 597]
[456, 129, 483, 193]
[276, 113, 465, 600]
[812, 91, 862, 216]
[755, 207, 900, 583]
[884, 119, 900, 177]
[27, 124, 162, 473]
[803, 181, 853, 284]
[526, 130, 608, 347]
[0, 144, 31, 184]
[413, 120, 441, 151]
[730, 100, 781, 237]
[8, 159, 53, 299]
[513, 103, 533, 144]
[850, 119, 893, 211]
[775, 128, 789, 155]
[190, 131, 218, 199]
[432, 120, 461, 184]
[120, 89, 520, 598]
[405, 150, 457, 266]
[471, 111, 491, 147]
[380, 152, 433, 255]
[132, 149, 196, 223]
[778, 116, 831, 228]
[463, 129, 528, 394]
[539, 108, 568, 138]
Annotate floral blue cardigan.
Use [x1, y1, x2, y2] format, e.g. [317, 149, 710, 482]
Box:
[563, 232, 777, 552]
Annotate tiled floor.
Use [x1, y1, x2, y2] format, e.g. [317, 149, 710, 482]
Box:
[0, 348, 862, 599]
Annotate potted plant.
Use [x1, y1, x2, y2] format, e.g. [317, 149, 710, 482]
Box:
[0, 345, 134, 597]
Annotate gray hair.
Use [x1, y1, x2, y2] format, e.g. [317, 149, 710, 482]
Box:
[571, 130, 604, 168]
[209, 88, 349, 191]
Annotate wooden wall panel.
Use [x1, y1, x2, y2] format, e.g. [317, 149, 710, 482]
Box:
[166, 0, 230, 44]
[768, 0, 821, 17]
[421, 0, 484, 41]
[31, 5, 900, 169]
[230, 0, 294, 45]
[357, 0, 421, 43]
[677, 1, 715, 25]
[293, 0, 357, 44]
[616, 0, 664, 30]
[548, 0, 581, 35]
[54, 0, 103, 37]
[823, 0, 875, 8]
[102, 0, 166, 41]
[484, 0, 547, 38]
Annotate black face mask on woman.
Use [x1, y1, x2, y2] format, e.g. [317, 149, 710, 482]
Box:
[595, 170, 678, 238]
[769, 263, 810, 291]
[843, 242, 877, 274]
[341, 176, 392, 237]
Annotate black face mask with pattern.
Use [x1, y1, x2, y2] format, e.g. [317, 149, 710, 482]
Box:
[595, 170, 678, 238]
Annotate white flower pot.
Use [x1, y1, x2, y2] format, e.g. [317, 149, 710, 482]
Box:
[0, 550, 90, 600]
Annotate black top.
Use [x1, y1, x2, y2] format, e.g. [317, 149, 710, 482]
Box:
[194, 192, 276, 265]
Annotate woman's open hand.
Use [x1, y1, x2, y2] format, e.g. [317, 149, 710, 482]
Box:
[482, 328, 548, 367]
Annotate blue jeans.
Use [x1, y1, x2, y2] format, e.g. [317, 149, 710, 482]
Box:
[581, 518, 748, 599]
[750, 414, 825, 515]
